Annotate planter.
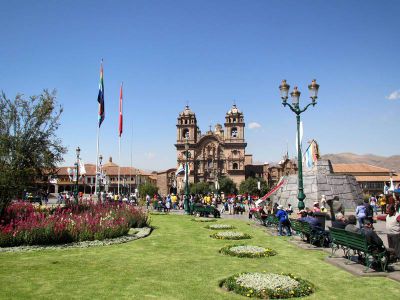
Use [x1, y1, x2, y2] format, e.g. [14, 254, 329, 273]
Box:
[210, 231, 251, 240]
[220, 272, 314, 299]
[205, 224, 236, 230]
[220, 244, 276, 258]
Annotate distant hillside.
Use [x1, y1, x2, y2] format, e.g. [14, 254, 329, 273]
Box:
[321, 153, 400, 172]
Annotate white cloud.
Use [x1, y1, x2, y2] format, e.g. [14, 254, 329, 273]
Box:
[144, 152, 155, 160]
[248, 122, 261, 129]
[386, 90, 400, 100]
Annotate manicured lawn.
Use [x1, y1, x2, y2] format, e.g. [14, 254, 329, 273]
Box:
[1, 214, 399, 299]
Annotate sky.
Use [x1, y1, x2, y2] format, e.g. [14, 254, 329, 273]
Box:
[1, 0, 399, 171]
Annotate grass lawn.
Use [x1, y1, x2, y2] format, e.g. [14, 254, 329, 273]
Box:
[1, 214, 399, 299]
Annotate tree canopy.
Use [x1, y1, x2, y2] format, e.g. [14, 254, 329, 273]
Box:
[0, 90, 66, 214]
[138, 182, 158, 199]
[218, 176, 237, 195]
[239, 177, 269, 196]
[189, 181, 212, 195]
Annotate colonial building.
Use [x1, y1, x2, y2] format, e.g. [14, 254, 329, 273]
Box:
[245, 155, 298, 187]
[174, 104, 247, 190]
[48, 157, 155, 195]
[332, 163, 399, 195]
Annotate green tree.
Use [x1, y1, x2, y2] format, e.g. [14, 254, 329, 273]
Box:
[189, 182, 211, 195]
[0, 90, 66, 215]
[239, 177, 269, 196]
[218, 176, 237, 195]
[138, 182, 158, 200]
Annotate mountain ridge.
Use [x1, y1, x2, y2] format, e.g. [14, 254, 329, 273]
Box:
[321, 153, 400, 172]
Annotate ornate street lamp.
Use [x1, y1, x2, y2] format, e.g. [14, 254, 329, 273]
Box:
[74, 146, 81, 203]
[184, 138, 190, 214]
[279, 79, 320, 210]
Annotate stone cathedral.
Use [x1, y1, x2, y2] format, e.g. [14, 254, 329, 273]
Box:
[175, 104, 248, 189]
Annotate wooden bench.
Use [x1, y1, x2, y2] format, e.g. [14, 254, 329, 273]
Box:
[329, 227, 388, 272]
[290, 219, 327, 246]
[191, 204, 220, 218]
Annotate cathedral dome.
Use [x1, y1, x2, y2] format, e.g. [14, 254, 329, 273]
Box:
[180, 105, 195, 116]
[227, 104, 241, 115]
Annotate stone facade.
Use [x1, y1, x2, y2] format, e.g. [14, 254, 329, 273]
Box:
[274, 160, 363, 209]
[175, 104, 247, 190]
[156, 168, 177, 196]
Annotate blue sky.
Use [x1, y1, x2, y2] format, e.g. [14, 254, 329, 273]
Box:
[1, 0, 399, 170]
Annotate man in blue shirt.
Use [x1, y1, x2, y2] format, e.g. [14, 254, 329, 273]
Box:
[276, 205, 292, 236]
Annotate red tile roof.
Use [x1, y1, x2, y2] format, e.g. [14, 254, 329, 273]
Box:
[332, 163, 392, 174]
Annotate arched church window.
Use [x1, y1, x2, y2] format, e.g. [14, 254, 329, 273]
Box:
[183, 128, 189, 139]
[233, 163, 238, 170]
[233, 118, 236, 123]
[231, 127, 238, 138]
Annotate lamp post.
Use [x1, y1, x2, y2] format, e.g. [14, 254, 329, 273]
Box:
[98, 154, 103, 202]
[279, 79, 320, 210]
[184, 138, 190, 214]
[74, 146, 81, 203]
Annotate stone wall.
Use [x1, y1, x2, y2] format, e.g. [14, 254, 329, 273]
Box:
[273, 160, 363, 210]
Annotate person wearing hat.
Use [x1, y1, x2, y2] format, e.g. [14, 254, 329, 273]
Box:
[312, 202, 321, 213]
[361, 219, 385, 253]
[276, 204, 292, 236]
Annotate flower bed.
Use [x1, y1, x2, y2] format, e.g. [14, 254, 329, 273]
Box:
[205, 224, 236, 230]
[210, 231, 251, 240]
[191, 217, 217, 222]
[0, 201, 149, 247]
[220, 272, 314, 298]
[220, 244, 276, 258]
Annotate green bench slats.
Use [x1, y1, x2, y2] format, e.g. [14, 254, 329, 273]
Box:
[329, 227, 388, 272]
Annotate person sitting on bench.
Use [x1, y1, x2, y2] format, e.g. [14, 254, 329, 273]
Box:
[361, 219, 384, 252]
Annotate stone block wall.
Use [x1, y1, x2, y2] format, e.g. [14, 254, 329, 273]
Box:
[273, 160, 363, 210]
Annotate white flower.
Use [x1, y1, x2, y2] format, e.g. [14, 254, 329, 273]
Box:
[235, 273, 299, 292]
[229, 245, 266, 254]
[208, 224, 234, 229]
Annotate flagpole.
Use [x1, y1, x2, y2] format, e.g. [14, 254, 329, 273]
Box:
[95, 125, 100, 199]
[118, 81, 123, 197]
[118, 135, 121, 196]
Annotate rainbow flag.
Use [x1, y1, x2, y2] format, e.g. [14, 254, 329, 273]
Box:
[97, 61, 105, 127]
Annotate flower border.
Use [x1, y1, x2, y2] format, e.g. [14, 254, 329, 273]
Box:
[191, 218, 217, 222]
[205, 224, 236, 230]
[219, 244, 277, 258]
[210, 231, 252, 240]
[219, 272, 314, 299]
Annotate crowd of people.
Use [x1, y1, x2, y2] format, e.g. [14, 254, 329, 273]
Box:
[147, 193, 256, 214]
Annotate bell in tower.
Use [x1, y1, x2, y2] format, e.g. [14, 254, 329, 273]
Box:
[224, 104, 245, 142]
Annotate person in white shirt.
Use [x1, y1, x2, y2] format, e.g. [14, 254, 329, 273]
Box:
[386, 205, 400, 259]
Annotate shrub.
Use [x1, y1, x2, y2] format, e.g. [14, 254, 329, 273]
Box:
[0, 201, 149, 247]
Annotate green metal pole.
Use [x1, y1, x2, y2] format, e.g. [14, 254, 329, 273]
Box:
[296, 113, 306, 210]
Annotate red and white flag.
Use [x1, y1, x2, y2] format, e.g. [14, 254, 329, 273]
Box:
[119, 82, 123, 137]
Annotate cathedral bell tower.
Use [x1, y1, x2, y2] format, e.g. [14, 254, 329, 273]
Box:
[224, 104, 245, 142]
[176, 105, 198, 143]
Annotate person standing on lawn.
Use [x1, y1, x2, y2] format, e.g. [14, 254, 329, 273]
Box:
[386, 204, 400, 259]
[276, 205, 292, 236]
